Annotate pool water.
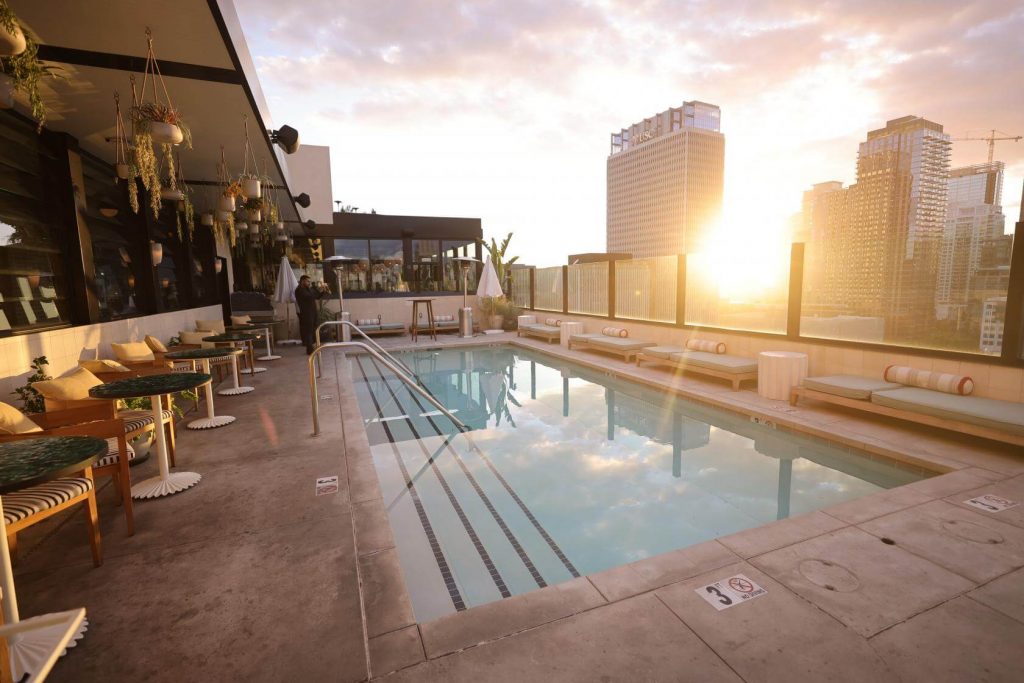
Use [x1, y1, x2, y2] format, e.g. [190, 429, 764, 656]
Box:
[350, 345, 926, 622]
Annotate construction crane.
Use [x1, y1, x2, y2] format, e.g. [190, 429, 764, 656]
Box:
[953, 129, 1022, 163]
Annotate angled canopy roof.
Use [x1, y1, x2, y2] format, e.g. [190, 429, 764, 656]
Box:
[9, 0, 306, 226]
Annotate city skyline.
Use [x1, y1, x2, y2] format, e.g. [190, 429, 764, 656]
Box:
[234, 0, 1024, 266]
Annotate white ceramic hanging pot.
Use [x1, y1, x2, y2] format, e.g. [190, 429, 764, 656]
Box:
[160, 187, 185, 201]
[149, 121, 183, 145]
[249, 222, 260, 235]
[201, 212, 214, 227]
[236, 221, 248, 232]
[274, 221, 284, 231]
[242, 177, 261, 199]
[0, 23, 26, 57]
[0, 74, 14, 109]
[217, 194, 236, 212]
[116, 163, 131, 180]
[247, 209, 261, 223]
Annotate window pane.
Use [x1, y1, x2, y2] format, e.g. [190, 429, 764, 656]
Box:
[332, 239, 370, 292]
[615, 256, 677, 323]
[369, 239, 406, 292]
[82, 155, 146, 321]
[442, 239, 477, 292]
[567, 262, 608, 316]
[410, 239, 440, 291]
[0, 113, 72, 334]
[799, 159, 1010, 355]
[534, 266, 563, 311]
[685, 250, 789, 334]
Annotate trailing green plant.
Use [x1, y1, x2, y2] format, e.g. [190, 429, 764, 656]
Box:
[478, 232, 519, 291]
[0, 2, 64, 131]
[11, 355, 51, 413]
[243, 196, 264, 212]
[131, 102, 192, 219]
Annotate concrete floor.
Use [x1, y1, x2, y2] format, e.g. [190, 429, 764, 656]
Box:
[12, 332, 1024, 682]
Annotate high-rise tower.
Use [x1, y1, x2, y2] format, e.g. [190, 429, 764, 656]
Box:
[606, 101, 724, 258]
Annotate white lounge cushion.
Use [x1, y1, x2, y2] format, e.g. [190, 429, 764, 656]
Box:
[640, 346, 687, 360]
[3, 477, 93, 525]
[871, 387, 1024, 437]
[670, 351, 758, 374]
[804, 375, 902, 400]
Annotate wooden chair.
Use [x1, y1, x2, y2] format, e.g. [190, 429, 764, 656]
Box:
[1, 416, 134, 536]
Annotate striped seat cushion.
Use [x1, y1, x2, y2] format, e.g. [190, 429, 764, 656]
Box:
[3, 477, 93, 525]
[96, 438, 137, 468]
[118, 409, 173, 434]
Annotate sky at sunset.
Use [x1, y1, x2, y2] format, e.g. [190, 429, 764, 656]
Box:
[235, 0, 1024, 267]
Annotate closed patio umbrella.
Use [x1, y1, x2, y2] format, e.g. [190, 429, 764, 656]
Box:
[273, 256, 301, 344]
[476, 256, 505, 332]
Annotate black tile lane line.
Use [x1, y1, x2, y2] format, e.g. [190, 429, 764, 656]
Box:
[357, 356, 512, 600]
[352, 357, 467, 612]
[367, 355, 548, 590]
[375, 355, 582, 581]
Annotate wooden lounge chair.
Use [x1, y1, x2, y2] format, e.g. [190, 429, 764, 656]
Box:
[518, 317, 561, 343]
[568, 329, 656, 362]
[636, 345, 758, 391]
[354, 317, 407, 337]
[791, 375, 1024, 448]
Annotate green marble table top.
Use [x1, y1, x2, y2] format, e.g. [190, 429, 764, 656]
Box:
[89, 372, 212, 399]
[0, 436, 106, 494]
[202, 333, 262, 342]
[164, 347, 242, 360]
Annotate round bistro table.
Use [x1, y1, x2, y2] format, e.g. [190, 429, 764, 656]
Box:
[204, 332, 265, 376]
[0, 436, 105, 679]
[164, 348, 242, 429]
[228, 320, 283, 361]
[90, 373, 211, 499]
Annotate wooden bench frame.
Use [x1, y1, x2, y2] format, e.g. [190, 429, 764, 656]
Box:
[635, 351, 758, 391]
[358, 326, 408, 337]
[568, 337, 652, 363]
[517, 326, 560, 343]
[790, 386, 1024, 448]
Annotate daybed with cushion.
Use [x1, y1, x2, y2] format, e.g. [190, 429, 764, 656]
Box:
[355, 316, 407, 337]
[636, 340, 759, 390]
[568, 327, 656, 362]
[518, 317, 562, 343]
[414, 315, 461, 334]
[791, 367, 1024, 447]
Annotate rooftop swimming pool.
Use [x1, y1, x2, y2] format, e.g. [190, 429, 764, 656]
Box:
[350, 345, 928, 622]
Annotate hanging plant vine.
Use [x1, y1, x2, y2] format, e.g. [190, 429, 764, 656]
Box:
[0, 2, 64, 130]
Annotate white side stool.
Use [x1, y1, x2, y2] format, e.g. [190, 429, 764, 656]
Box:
[757, 351, 808, 400]
[560, 321, 584, 348]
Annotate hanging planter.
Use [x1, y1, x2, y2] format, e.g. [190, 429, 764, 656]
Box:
[243, 196, 263, 223]
[249, 222, 260, 236]
[241, 176, 261, 199]
[216, 209, 232, 222]
[0, 6, 26, 56]
[217, 193, 236, 213]
[238, 115, 264, 199]
[274, 221, 284, 231]
[247, 208, 261, 222]
[236, 220, 248, 233]
[149, 119, 183, 145]
[116, 163, 130, 179]
[160, 187, 184, 201]
[0, 6, 64, 129]
[201, 212, 214, 227]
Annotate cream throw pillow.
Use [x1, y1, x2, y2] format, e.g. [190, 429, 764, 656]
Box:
[33, 367, 103, 402]
[230, 315, 251, 326]
[195, 319, 226, 334]
[111, 341, 155, 362]
[179, 330, 211, 345]
[79, 359, 131, 373]
[0, 401, 42, 434]
[144, 335, 168, 353]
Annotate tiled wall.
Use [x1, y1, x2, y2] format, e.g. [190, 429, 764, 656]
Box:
[530, 313, 1024, 403]
[0, 305, 222, 399]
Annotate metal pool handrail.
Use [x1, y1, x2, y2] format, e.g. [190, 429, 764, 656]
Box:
[308, 341, 469, 436]
[314, 320, 416, 380]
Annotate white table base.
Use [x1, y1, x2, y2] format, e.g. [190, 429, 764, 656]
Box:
[218, 354, 254, 396]
[0, 497, 88, 681]
[240, 367, 267, 375]
[256, 325, 281, 360]
[131, 394, 201, 499]
[757, 352, 809, 401]
[187, 358, 235, 430]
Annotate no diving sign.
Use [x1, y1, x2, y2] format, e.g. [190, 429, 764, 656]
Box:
[963, 494, 1018, 513]
[696, 574, 767, 611]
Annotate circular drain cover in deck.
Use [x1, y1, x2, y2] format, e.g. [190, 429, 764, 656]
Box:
[941, 519, 1004, 544]
[798, 559, 859, 592]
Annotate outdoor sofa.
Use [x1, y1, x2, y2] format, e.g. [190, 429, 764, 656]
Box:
[568, 327, 656, 362]
[354, 317, 407, 337]
[790, 370, 1024, 448]
[518, 317, 562, 343]
[635, 340, 758, 390]
[414, 315, 461, 335]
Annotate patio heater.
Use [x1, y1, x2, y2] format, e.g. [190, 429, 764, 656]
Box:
[452, 256, 481, 338]
[323, 255, 359, 341]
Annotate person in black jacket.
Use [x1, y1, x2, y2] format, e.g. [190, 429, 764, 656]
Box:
[295, 275, 323, 354]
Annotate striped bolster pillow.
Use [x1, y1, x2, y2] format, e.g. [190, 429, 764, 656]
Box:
[687, 339, 726, 354]
[545, 317, 561, 327]
[601, 326, 628, 338]
[883, 365, 974, 395]
[433, 315, 455, 322]
[356, 318, 378, 326]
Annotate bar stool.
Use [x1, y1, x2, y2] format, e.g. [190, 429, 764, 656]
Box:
[410, 298, 437, 342]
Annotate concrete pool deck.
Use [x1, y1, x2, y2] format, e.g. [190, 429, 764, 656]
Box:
[12, 333, 1024, 681]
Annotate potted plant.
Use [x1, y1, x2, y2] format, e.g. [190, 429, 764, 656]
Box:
[243, 196, 263, 223]
[241, 175, 261, 199]
[497, 297, 521, 330]
[218, 180, 242, 212]
[10, 355, 50, 413]
[0, 2, 27, 56]
[0, 4, 63, 129]
[480, 296, 505, 330]
[133, 100, 188, 145]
